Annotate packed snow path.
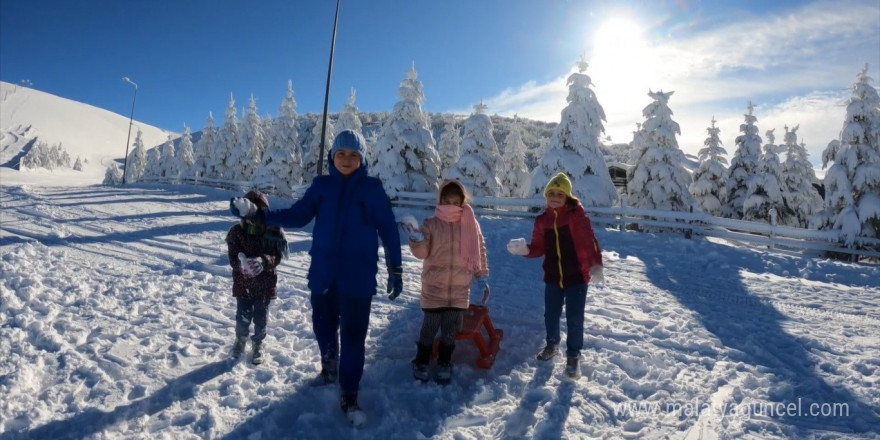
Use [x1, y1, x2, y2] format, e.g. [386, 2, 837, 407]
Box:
[1, 185, 878, 439]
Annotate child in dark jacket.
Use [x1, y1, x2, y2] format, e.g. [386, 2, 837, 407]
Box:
[506, 172, 603, 379]
[226, 190, 287, 365]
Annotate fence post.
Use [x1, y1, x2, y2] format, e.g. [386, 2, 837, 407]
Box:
[768, 207, 778, 250]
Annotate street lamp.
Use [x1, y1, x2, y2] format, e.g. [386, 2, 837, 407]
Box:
[122, 76, 138, 184]
[315, 0, 340, 177]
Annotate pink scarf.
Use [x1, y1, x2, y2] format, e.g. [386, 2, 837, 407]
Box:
[436, 204, 482, 274]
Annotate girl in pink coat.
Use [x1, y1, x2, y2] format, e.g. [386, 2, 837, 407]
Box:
[402, 180, 489, 384]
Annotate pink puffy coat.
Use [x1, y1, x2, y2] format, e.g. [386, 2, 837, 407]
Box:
[409, 217, 489, 310]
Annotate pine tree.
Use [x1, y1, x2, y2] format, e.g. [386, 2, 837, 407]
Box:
[257, 80, 304, 193]
[143, 146, 161, 179]
[530, 55, 617, 207]
[689, 117, 728, 216]
[743, 128, 790, 224]
[125, 129, 147, 182]
[335, 88, 363, 135]
[437, 117, 460, 177]
[723, 102, 763, 219]
[447, 101, 502, 196]
[103, 164, 122, 185]
[192, 112, 218, 179]
[159, 134, 177, 179]
[781, 125, 822, 227]
[73, 156, 83, 171]
[177, 124, 195, 175]
[498, 116, 530, 197]
[302, 116, 334, 181]
[372, 63, 441, 195]
[230, 94, 264, 181]
[812, 65, 880, 247]
[217, 93, 240, 180]
[626, 90, 696, 212]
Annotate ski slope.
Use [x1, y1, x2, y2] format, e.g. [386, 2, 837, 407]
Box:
[1, 183, 879, 439]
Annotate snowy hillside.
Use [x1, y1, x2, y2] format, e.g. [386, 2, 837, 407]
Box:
[0, 82, 172, 186]
[1, 183, 879, 439]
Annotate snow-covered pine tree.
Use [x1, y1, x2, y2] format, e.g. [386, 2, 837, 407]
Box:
[255, 82, 303, 193]
[781, 125, 822, 227]
[689, 117, 728, 216]
[103, 164, 122, 185]
[626, 90, 696, 212]
[302, 116, 334, 181]
[447, 101, 501, 196]
[811, 64, 880, 247]
[217, 93, 240, 180]
[437, 117, 460, 178]
[73, 156, 83, 171]
[722, 102, 763, 219]
[124, 129, 148, 183]
[158, 134, 177, 179]
[498, 115, 530, 197]
[191, 112, 218, 179]
[143, 146, 161, 179]
[177, 124, 195, 176]
[335, 88, 363, 135]
[230, 94, 265, 182]
[530, 55, 617, 207]
[743, 128, 790, 224]
[372, 63, 441, 195]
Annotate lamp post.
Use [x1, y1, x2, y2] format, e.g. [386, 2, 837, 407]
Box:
[122, 76, 138, 184]
[315, 0, 340, 177]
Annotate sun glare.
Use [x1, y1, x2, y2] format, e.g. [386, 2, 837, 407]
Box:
[588, 15, 660, 140]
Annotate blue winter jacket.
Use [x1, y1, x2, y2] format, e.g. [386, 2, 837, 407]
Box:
[263, 156, 402, 297]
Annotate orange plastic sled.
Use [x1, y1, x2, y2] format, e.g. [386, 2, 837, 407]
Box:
[435, 304, 504, 369]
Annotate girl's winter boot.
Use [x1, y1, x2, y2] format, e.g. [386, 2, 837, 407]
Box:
[412, 343, 431, 382]
[435, 343, 455, 385]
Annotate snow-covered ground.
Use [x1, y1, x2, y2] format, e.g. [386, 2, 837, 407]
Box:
[1, 182, 879, 439]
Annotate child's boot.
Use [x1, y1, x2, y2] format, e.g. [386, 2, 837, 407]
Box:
[231, 336, 247, 359]
[251, 340, 264, 365]
[341, 391, 366, 427]
[310, 360, 338, 387]
[412, 343, 431, 382]
[565, 356, 580, 379]
[435, 343, 455, 385]
[536, 344, 558, 361]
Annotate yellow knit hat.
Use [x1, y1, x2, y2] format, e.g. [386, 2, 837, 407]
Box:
[544, 172, 572, 197]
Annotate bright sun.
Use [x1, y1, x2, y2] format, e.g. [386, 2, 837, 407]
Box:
[588, 15, 659, 135]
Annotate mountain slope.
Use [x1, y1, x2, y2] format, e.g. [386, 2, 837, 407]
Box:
[0, 81, 172, 186]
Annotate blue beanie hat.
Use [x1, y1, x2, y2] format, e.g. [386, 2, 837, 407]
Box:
[330, 129, 366, 165]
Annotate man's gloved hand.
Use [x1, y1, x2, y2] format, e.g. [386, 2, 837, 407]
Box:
[399, 215, 424, 242]
[230, 197, 257, 218]
[506, 238, 529, 256]
[475, 275, 490, 305]
[238, 252, 264, 278]
[589, 265, 605, 286]
[387, 266, 403, 300]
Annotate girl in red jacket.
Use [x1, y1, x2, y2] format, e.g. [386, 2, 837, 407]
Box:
[507, 172, 603, 379]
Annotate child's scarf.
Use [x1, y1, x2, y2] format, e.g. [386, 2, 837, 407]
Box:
[240, 220, 289, 260]
[435, 204, 482, 274]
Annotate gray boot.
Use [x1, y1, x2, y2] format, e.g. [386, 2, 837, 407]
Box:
[231, 336, 247, 359]
[435, 343, 454, 385]
[412, 343, 431, 382]
[251, 340, 264, 365]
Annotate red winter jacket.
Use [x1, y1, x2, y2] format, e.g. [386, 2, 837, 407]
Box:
[525, 202, 602, 288]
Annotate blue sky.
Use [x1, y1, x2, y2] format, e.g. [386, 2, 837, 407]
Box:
[1, 0, 878, 166]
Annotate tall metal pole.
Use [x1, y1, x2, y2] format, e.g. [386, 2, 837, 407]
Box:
[122, 77, 138, 184]
[316, 0, 340, 177]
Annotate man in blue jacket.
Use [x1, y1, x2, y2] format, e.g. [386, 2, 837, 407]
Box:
[231, 129, 402, 422]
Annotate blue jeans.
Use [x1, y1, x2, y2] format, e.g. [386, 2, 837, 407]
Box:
[544, 283, 587, 358]
[235, 297, 271, 342]
[310, 284, 373, 394]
